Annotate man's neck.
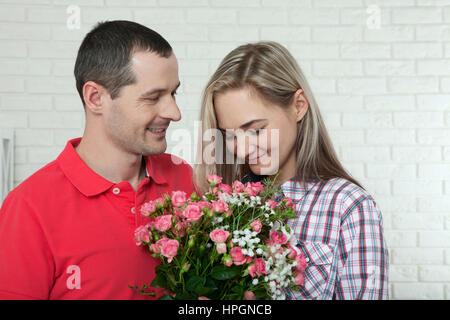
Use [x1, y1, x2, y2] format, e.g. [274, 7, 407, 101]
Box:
[74, 134, 146, 192]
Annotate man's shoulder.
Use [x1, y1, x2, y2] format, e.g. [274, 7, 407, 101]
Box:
[5, 160, 64, 202]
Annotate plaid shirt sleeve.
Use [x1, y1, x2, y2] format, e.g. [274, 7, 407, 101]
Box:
[334, 192, 389, 300]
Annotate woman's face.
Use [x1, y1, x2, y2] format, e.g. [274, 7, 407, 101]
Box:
[214, 87, 308, 178]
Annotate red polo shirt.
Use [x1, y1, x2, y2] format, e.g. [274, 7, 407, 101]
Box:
[0, 137, 195, 300]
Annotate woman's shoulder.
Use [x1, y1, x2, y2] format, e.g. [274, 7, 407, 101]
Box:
[320, 177, 372, 200]
[321, 177, 382, 222]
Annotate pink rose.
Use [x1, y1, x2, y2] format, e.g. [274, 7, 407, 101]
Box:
[244, 182, 264, 197]
[285, 197, 294, 209]
[150, 243, 160, 253]
[250, 219, 262, 233]
[222, 254, 233, 267]
[295, 253, 308, 273]
[267, 199, 278, 209]
[248, 264, 257, 278]
[183, 204, 204, 222]
[154, 215, 173, 232]
[171, 191, 187, 207]
[134, 225, 150, 246]
[206, 174, 222, 186]
[210, 229, 230, 243]
[217, 183, 232, 195]
[287, 245, 297, 259]
[270, 230, 287, 245]
[251, 182, 265, 193]
[232, 180, 245, 193]
[140, 200, 157, 217]
[216, 243, 227, 254]
[248, 257, 267, 278]
[230, 246, 247, 266]
[160, 239, 179, 263]
[211, 200, 229, 214]
[197, 201, 211, 210]
[151, 237, 169, 254]
[173, 221, 187, 237]
[295, 272, 305, 286]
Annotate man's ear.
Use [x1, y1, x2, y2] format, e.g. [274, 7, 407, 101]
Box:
[83, 81, 107, 114]
[293, 88, 309, 122]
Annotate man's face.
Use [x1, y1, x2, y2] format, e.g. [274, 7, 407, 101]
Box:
[103, 50, 181, 156]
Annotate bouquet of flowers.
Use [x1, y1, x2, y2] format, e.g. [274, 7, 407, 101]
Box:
[131, 174, 307, 300]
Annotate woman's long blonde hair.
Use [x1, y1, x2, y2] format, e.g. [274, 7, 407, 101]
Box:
[193, 41, 363, 194]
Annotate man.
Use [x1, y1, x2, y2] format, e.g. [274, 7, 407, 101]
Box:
[0, 20, 194, 299]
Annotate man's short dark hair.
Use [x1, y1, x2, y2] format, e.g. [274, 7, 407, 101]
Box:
[74, 20, 173, 107]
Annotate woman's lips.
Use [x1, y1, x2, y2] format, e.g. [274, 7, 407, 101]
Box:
[248, 152, 266, 163]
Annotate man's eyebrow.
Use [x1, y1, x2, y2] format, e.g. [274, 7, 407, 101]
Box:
[139, 82, 181, 98]
[218, 119, 268, 132]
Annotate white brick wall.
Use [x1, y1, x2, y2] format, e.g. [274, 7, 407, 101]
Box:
[0, 0, 449, 299]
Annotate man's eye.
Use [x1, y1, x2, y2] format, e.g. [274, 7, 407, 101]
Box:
[146, 97, 159, 103]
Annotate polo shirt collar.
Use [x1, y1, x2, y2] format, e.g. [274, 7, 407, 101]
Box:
[57, 138, 166, 197]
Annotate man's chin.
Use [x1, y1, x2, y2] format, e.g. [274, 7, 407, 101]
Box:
[141, 141, 167, 156]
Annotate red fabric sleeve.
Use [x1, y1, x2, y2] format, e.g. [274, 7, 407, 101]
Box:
[0, 191, 55, 300]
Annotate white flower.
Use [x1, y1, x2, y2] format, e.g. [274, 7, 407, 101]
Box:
[252, 279, 259, 285]
[256, 248, 263, 255]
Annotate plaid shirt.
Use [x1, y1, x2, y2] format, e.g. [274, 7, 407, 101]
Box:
[272, 177, 389, 300]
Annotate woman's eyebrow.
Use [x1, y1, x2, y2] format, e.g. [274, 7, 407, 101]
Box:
[218, 119, 267, 132]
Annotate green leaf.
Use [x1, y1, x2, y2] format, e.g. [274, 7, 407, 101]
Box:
[158, 294, 174, 300]
[205, 277, 218, 291]
[186, 275, 206, 291]
[210, 265, 240, 280]
[194, 286, 212, 296]
[150, 273, 168, 288]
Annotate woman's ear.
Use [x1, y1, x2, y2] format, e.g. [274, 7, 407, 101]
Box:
[83, 81, 106, 114]
[293, 88, 309, 122]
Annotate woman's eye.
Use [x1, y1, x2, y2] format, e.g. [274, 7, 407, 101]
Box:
[248, 128, 263, 135]
[225, 134, 235, 141]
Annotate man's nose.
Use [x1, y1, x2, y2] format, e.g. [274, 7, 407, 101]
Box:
[160, 96, 181, 122]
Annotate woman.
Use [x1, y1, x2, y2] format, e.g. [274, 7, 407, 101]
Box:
[193, 41, 389, 300]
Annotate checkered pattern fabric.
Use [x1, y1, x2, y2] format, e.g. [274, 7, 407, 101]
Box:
[275, 177, 389, 300]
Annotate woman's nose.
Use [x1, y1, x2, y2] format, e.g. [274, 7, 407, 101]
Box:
[235, 134, 257, 160]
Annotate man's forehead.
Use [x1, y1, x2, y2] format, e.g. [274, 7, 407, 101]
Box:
[131, 50, 177, 72]
[131, 50, 178, 86]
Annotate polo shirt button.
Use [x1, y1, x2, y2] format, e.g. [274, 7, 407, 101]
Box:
[305, 257, 310, 263]
[112, 187, 120, 195]
[131, 207, 136, 214]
